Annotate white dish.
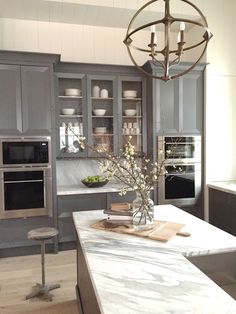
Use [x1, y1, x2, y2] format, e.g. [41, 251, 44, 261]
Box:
[123, 90, 137, 98]
[64, 88, 81, 96]
[93, 109, 106, 116]
[61, 108, 76, 115]
[94, 127, 107, 134]
[124, 109, 137, 116]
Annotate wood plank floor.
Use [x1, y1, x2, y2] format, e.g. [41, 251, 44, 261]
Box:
[0, 250, 79, 314]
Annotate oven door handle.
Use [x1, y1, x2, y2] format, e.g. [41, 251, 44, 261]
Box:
[4, 179, 44, 184]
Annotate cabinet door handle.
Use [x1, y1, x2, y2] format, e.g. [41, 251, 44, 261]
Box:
[5, 179, 43, 184]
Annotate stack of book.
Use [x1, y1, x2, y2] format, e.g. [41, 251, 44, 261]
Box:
[103, 203, 132, 224]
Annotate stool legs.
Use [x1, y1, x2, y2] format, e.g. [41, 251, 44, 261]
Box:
[26, 240, 60, 301]
[41, 239, 45, 286]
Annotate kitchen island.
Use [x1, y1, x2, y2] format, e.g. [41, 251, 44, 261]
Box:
[73, 205, 236, 314]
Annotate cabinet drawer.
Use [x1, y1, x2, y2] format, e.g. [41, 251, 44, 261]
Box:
[58, 193, 107, 216]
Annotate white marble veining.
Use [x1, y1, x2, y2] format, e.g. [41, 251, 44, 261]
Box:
[208, 180, 236, 195]
[73, 205, 236, 313]
[57, 183, 125, 195]
[56, 159, 124, 195]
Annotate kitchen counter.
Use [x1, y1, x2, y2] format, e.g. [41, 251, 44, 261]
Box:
[208, 180, 236, 195]
[57, 183, 125, 195]
[73, 205, 236, 314]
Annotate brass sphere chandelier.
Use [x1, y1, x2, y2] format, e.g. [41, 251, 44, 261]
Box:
[123, 0, 213, 81]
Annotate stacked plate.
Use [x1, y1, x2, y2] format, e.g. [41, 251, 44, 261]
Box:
[123, 90, 137, 98]
[64, 88, 81, 96]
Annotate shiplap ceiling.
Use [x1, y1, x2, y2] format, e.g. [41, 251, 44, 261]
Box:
[0, 0, 198, 30]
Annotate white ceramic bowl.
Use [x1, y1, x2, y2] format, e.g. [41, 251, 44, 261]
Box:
[124, 109, 137, 116]
[93, 109, 106, 116]
[64, 88, 81, 96]
[123, 90, 138, 98]
[61, 108, 76, 115]
[94, 127, 107, 134]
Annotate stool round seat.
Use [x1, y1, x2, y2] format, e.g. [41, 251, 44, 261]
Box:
[28, 227, 58, 241]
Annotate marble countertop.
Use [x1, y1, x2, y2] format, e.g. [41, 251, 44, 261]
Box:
[57, 183, 125, 195]
[73, 205, 236, 313]
[208, 181, 236, 195]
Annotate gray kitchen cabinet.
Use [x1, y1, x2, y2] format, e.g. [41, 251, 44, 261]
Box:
[209, 188, 236, 236]
[21, 66, 52, 135]
[0, 64, 52, 135]
[57, 193, 107, 243]
[0, 64, 22, 135]
[155, 70, 204, 135]
[57, 191, 137, 244]
[150, 63, 205, 136]
[87, 74, 118, 157]
[55, 73, 87, 158]
[54, 62, 147, 158]
[118, 76, 147, 154]
[0, 216, 54, 257]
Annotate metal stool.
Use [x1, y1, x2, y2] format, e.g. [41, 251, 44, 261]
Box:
[26, 227, 60, 301]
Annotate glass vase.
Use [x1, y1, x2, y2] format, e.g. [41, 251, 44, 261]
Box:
[132, 191, 154, 231]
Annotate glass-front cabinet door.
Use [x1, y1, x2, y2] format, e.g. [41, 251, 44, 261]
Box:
[87, 75, 117, 157]
[118, 77, 146, 155]
[56, 73, 87, 158]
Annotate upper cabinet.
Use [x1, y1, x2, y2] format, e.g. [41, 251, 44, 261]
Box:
[87, 75, 117, 157]
[55, 67, 147, 158]
[55, 73, 87, 158]
[118, 76, 147, 155]
[0, 64, 53, 136]
[152, 64, 205, 135]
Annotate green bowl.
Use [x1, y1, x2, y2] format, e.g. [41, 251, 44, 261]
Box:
[81, 179, 109, 188]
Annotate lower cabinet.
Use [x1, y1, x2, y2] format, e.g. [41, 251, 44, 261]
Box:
[57, 191, 136, 244]
[209, 188, 236, 236]
[0, 216, 54, 257]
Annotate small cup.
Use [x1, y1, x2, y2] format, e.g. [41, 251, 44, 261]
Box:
[123, 122, 127, 128]
[128, 122, 133, 128]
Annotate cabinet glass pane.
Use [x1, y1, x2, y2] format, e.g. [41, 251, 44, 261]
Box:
[121, 81, 143, 154]
[90, 79, 114, 153]
[57, 76, 85, 156]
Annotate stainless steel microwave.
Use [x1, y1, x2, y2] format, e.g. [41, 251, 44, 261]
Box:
[0, 137, 51, 167]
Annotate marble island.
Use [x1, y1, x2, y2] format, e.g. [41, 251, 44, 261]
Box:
[73, 205, 236, 314]
[208, 180, 236, 195]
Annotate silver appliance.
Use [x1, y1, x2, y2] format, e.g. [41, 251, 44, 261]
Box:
[157, 136, 201, 207]
[0, 136, 52, 219]
[0, 136, 51, 167]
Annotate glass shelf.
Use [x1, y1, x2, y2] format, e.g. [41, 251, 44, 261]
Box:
[92, 115, 113, 118]
[59, 95, 83, 99]
[122, 116, 142, 118]
[60, 115, 83, 118]
[122, 97, 142, 100]
[91, 97, 113, 100]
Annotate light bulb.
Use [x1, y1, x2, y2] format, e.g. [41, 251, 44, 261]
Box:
[180, 22, 185, 31]
[150, 25, 156, 33]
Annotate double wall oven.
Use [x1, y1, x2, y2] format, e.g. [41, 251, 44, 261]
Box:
[157, 136, 201, 207]
[0, 137, 52, 219]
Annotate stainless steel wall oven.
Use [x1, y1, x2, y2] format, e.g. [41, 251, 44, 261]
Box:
[0, 137, 52, 219]
[157, 136, 201, 207]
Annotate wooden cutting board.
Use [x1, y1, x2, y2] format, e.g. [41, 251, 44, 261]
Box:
[91, 219, 190, 242]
